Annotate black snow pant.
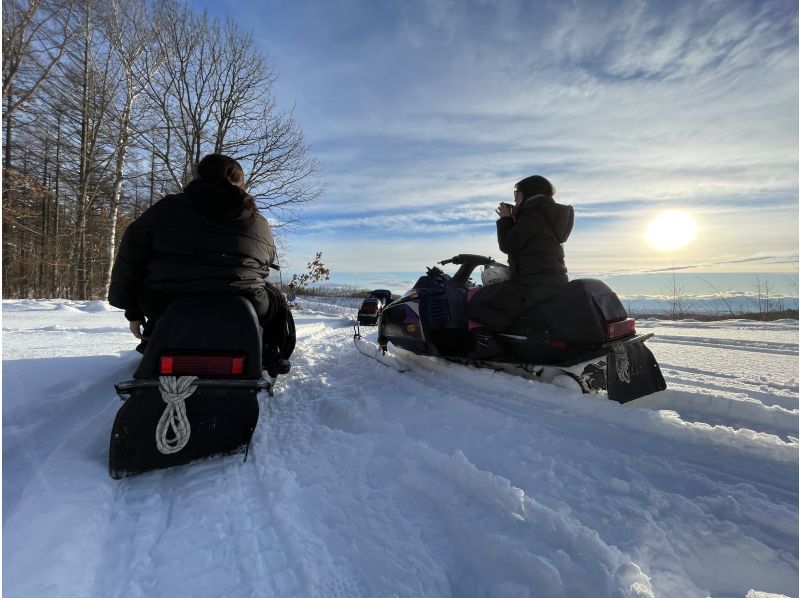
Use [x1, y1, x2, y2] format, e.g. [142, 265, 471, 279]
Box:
[466, 274, 568, 331]
[137, 284, 295, 363]
[255, 284, 296, 361]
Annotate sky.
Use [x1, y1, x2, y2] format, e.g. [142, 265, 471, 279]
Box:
[191, 0, 798, 294]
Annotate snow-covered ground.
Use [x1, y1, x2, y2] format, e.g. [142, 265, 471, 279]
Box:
[3, 299, 798, 598]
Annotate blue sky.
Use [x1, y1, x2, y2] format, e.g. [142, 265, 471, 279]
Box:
[192, 0, 798, 293]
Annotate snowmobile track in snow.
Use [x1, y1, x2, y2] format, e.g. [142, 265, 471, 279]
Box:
[349, 327, 797, 494]
[4, 303, 797, 598]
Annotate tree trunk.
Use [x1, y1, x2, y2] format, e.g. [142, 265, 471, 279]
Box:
[149, 146, 156, 207]
[38, 131, 51, 296]
[102, 104, 132, 298]
[54, 113, 61, 237]
[75, 8, 91, 298]
[5, 83, 13, 168]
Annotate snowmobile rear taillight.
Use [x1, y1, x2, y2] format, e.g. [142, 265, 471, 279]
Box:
[606, 318, 635, 339]
[159, 353, 246, 376]
[361, 304, 378, 314]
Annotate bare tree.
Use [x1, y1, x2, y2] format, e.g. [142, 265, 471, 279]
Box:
[2, 0, 322, 300]
[3, 0, 76, 166]
[144, 2, 218, 188]
[98, 0, 163, 297]
[144, 3, 321, 218]
[44, 0, 130, 296]
[752, 275, 768, 318]
[666, 269, 692, 319]
[699, 277, 736, 318]
[206, 22, 322, 218]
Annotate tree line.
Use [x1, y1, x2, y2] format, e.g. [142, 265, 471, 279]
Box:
[3, 0, 321, 300]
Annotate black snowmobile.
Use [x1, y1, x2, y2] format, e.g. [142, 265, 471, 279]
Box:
[357, 254, 666, 404]
[110, 295, 274, 479]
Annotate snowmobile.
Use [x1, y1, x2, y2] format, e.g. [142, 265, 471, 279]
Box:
[109, 295, 273, 479]
[356, 254, 666, 404]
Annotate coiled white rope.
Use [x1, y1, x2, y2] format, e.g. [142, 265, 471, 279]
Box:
[155, 375, 199, 454]
[611, 342, 631, 383]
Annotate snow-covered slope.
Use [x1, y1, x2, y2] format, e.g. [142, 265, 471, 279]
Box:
[3, 300, 798, 598]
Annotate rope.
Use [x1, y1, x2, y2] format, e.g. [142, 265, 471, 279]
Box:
[155, 375, 199, 454]
[611, 342, 631, 383]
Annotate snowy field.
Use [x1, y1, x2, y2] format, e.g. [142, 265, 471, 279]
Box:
[3, 299, 798, 598]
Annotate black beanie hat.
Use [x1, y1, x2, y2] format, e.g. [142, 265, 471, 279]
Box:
[515, 175, 555, 198]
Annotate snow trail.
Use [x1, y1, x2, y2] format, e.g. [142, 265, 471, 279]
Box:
[3, 300, 797, 597]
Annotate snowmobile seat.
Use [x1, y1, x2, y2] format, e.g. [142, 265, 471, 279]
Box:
[505, 279, 628, 345]
[134, 295, 263, 379]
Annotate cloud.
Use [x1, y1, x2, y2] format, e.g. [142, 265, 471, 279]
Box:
[577, 251, 800, 278]
[542, 0, 796, 81]
[209, 0, 797, 280]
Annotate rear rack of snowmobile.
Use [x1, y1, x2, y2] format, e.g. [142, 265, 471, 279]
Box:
[604, 332, 653, 347]
[115, 378, 272, 398]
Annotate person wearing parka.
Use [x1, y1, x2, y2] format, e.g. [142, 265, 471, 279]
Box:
[466, 175, 574, 331]
[108, 153, 294, 375]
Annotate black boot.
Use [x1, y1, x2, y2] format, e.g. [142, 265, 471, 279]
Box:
[266, 358, 291, 377]
[263, 345, 291, 377]
[471, 327, 504, 359]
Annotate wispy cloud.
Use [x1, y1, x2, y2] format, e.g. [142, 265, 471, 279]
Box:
[578, 251, 800, 278]
[204, 0, 797, 282]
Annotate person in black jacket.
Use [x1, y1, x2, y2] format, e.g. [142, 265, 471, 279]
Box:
[108, 154, 294, 376]
[467, 175, 573, 331]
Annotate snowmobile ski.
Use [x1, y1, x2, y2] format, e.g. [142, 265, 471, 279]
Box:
[353, 323, 410, 372]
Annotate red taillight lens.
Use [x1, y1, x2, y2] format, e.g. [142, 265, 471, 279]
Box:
[361, 304, 377, 314]
[159, 353, 247, 376]
[160, 355, 174, 374]
[606, 318, 636, 339]
[231, 356, 245, 375]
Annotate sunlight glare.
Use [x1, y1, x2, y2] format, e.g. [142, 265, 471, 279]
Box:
[645, 211, 697, 251]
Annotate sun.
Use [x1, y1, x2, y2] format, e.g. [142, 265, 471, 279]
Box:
[645, 211, 697, 251]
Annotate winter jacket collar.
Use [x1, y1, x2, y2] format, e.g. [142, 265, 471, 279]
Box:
[184, 179, 250, 220]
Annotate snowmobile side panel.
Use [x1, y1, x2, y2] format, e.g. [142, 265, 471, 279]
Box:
[109, 387, 259, 479]
[606, 339, 666, 404]
[379, 300, 431, 355]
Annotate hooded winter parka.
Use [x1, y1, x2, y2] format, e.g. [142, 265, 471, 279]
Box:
[108, 179, 276, 322]
[467, 193, 574, 331]
[497, 193, 573, 281]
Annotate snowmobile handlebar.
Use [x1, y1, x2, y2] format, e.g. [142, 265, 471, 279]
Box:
[438, 254, 496, 287]
[438, 254, 495, 267]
